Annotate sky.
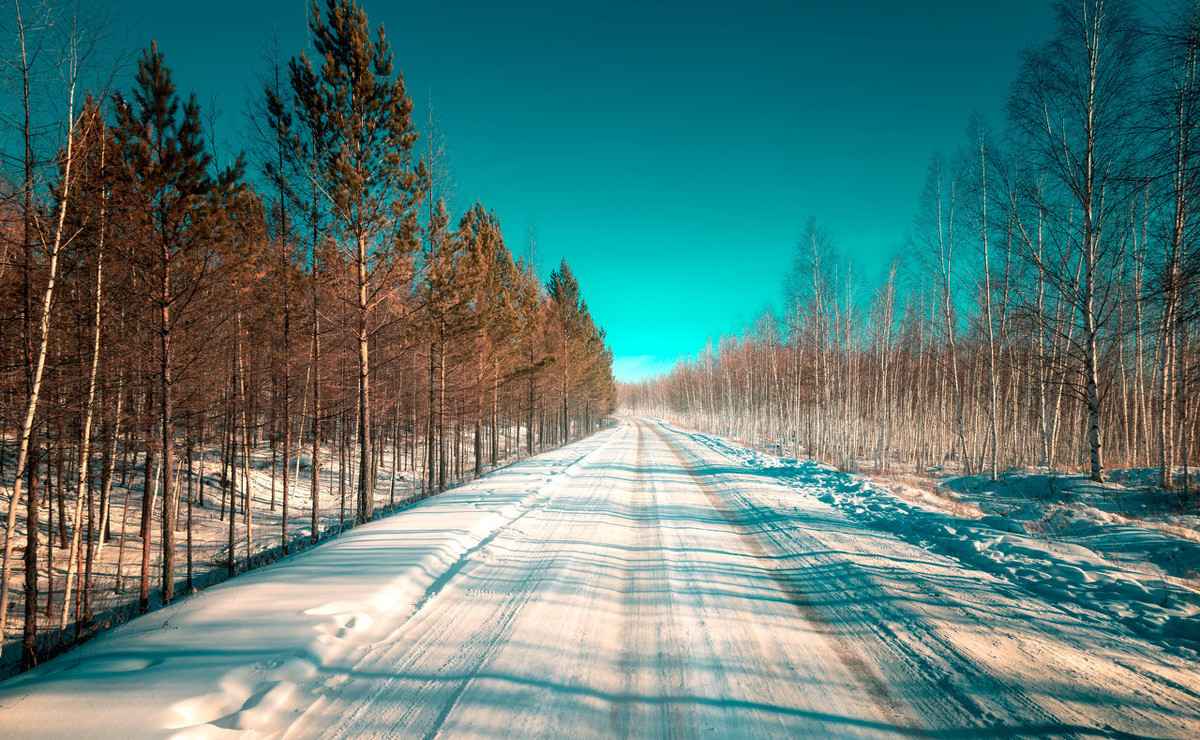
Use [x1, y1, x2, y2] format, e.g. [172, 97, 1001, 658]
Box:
[93, 0, 1060, 381]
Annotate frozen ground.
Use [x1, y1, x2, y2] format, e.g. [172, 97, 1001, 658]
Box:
[0, 418, 1198, 737]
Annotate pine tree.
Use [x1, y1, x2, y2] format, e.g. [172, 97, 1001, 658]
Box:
[547, 261, 583, 442]
[294, 0, 423, 524]
[113, 42, 216, 608]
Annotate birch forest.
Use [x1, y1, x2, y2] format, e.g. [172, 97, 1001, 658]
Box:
[622, 1, 1200, 492]
[0, 0, 616, 673]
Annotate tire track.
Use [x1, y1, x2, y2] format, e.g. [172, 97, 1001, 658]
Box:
[650, 420, 1103, 737]
[287, 428, 626, 739]
[645, 421, 915, 729]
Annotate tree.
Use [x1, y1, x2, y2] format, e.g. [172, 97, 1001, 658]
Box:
[293, 0, 423, 524]
[0, 0, 85, 665]
[1146, 2, 1200, 490]
[113, 42, 220, 608]
[1009, 0, 1141, 482]
[0, 2, 616, 671]
[262, 49, 297, 551]
[547, 260, 583, 443]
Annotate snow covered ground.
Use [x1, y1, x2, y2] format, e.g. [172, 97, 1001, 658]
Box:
[0, 431, 525, 674]
[1, 418, 1198, 737]
[687, 427, 1200, 655]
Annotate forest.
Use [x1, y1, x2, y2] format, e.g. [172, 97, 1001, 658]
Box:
[2, 2, 1200, 736]
[0, 0, 616, 672]
[623, 0, 1200, 494]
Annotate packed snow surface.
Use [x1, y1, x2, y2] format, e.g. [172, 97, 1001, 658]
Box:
[1, 418, 1198, 738]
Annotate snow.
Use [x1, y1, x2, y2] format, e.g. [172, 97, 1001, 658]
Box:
[0, 435, 610, 738]
[0, 431, 501, 674]
[1, 418, 1198, 737]
[674, 423, 1200, 653]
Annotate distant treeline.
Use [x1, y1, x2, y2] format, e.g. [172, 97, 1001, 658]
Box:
[623, 0, 1199, 492]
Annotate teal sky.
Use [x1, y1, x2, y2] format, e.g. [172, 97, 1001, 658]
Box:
[96, 0, 1060, 381]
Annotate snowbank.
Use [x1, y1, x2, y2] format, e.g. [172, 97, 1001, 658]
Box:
[673, 425, 1200, 655]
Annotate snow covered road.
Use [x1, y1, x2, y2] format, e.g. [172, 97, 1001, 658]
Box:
[1, 419, 1199, 738]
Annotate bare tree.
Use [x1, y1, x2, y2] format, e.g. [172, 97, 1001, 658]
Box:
[0, 0, 84, 662]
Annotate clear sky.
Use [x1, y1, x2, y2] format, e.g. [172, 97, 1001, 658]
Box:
[95, 0, 1059, 381]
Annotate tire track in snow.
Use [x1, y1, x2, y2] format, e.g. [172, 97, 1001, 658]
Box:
[289, 426, 627, 738]
[609, 421, 690, 737]
[609, 422, 643, 737]
[415, 431, 629, 739]
[164, 436, 624, 739]
[650, 420, 1098, 737]
[672, 423, 1200, 736]
[646, 421, 914, 729]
